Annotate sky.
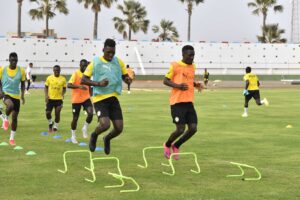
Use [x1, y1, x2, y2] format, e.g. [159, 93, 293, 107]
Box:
[0, 0, 294, 42]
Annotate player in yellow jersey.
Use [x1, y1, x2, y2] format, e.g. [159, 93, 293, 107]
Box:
[242, 66, 269, 117]
[45, 65, 67, 132]
[126, 65, 135, 94]
[0, 52, 26, 145]
[203, 68, 209, 87]
[81, 39, 132, 154]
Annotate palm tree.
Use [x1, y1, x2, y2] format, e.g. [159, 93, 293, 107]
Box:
[113, 0, 149, 40]
[17, 0, 23, 37]
[248, 0, 283, 39]
[152, 19, 179, 42]
[29, 0, 69, 37]
[257, 24, 286, 43]
[77, 0, 117, 40]
[178, 0, 204, 41]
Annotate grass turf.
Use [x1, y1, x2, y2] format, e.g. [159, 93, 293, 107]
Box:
[0, 88, 299, 200]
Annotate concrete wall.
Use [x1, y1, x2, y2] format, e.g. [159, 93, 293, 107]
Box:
[0, 38, 299, 75]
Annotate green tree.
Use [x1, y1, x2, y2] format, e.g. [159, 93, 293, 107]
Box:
[17, 0, 23, 37]
[257, 24, 286, 43]
[152, 19, 179, 42]
[179, 0, 204, 41]
[29, 0, 69, 37]
[248, 0, 283, 41]
[77, 0, 117, 40]
[113, 0, 149, 40]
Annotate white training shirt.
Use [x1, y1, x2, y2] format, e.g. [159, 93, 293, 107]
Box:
[26, 66, 31, 80]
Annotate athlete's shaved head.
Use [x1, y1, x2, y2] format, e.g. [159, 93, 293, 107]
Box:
[103, 38, 116, 61]
[182, 45, 195, 65]
[9, 52, 18, 68]
[182, 45, 194, 53]
[53, 65, 61, 77]
[79, 59, 88, 73]
[246, 66, 251, 73]
[104, 38, 116, 48]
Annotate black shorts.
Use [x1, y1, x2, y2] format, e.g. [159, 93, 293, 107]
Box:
[245, 90, 260, 102]
[46, 99, 63, 112]
[72, 99, 93, 116]
[93, 97, 123, 120]
[3, 95, 20, 112]
[171, 102, 197, 124]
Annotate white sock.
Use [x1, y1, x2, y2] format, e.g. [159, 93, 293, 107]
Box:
[10, 131, 16, 140]
[0, 114, 5, 121]
[54, 122, 59, 129]
[244, 107, 248, 114]
[83, 121, 89, 129]
[48, 119, 53, 125]
[71, 130, 76, 138]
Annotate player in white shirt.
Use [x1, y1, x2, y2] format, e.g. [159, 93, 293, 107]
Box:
[25, 63, 33, 94]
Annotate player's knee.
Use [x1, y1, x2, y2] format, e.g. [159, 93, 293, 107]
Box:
[100, 122, 110, 132]
[7, 103, 14, 110]
[87, 110, 93, 118]
[114, 125, 123, 134]
[46, 111, 51, 117]
[189, 126, 197, 134]
[176, 127, 185, 134]
[73, 115, 79, 122]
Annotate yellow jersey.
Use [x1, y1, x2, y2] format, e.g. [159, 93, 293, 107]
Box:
[84, 56, 127, 103]
[0, 66, 26, 99]
[45, 75, 67, 100]
[243, 73, 259, 90]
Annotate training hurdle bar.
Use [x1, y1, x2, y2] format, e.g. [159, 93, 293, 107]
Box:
[227, 162, 262, 181]
[57, 150, 140, 192]
[137, 146, 201, 176]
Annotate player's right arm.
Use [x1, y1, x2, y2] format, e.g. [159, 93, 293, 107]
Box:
[44, 76, 49, 103]
[245, 80, 249, 90]
[243, 74, 249, 90]
[0, 67, 3, 99]
[44, 86, 49, 103]
[67, 73, 87, 90]
[80, 62, 109, 87]
[163, 64, 188, 91]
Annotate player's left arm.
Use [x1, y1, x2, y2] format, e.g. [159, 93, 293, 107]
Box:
[119, 58, 132, 84]
[21, 81, 25, 104]
[194, 81, 204, 92]
[257, 80, 260, 87]
[21, 68, 26, 104]
[245, 80, 249, 90]
[62, 78, 67, 99]
[62, 87, 66, 99]
[0, 67, 3, 99]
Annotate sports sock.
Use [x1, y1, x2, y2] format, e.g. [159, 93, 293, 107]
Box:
[0, 114, 5, 121]
[83, 121, 89, 129]
[54, 122, 59, 129]
[71, 129, 76, 138]
[244, 107, 248, 114]
[10, 131, 16, 140]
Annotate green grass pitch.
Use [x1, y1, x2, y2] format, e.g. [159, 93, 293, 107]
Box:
[0, 88, 299, 200]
